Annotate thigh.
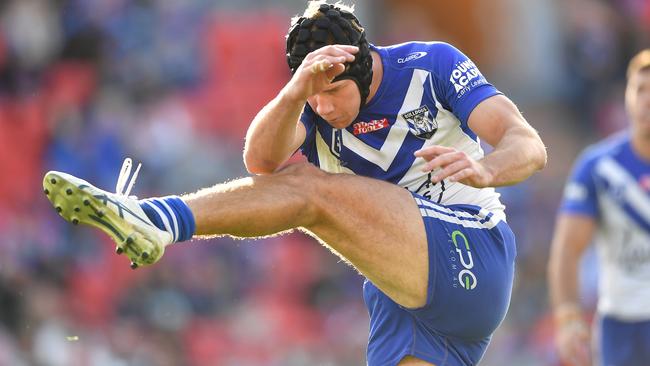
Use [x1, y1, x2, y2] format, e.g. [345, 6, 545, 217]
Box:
[407, 197, 516, 339]
[362, 195, 513, 365]
[297, 167, 429, 309]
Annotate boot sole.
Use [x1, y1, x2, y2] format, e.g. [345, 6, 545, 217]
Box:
[43, 171, 163, 268]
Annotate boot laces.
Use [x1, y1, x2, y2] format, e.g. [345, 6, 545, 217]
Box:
[115, 158, 142, 197]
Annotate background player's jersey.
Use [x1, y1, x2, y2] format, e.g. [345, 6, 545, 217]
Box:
[560, 132, 650, 320]
[300, 42, 505, 214]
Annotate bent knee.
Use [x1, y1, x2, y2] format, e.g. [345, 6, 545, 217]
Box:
[275, 162, 329, 193]
[274, 163, 351, 227]
[276, 162, 324, 177]
[273, 163, 327, 224]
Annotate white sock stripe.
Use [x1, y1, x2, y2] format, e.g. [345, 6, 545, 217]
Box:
[158, 199, 180, 243]
[143, 200, 176, 241]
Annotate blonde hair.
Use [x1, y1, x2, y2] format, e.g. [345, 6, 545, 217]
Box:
[627, 49, 650, 80]
[291, 1, 357, 28]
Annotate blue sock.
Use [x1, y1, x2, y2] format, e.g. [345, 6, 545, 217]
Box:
[139, 196, 196, 243]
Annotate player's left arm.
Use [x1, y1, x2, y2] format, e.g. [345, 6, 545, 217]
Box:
[415, 94, 547, 187]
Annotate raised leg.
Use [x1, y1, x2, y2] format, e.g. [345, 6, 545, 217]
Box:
[185, 163, 429, 308]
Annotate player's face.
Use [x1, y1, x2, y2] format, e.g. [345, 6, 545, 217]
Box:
[626, 68, 650, 138]
[307, 79, 361, 129]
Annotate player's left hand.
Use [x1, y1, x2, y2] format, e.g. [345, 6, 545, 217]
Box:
[414, 145, 493, 188]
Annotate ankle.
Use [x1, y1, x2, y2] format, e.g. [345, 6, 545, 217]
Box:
[140, 196, 196, 243]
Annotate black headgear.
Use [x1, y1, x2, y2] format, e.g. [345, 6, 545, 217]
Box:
[286, 3, 373, 109]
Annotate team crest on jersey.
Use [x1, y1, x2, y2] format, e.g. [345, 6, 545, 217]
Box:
[402, 105, 437, 139]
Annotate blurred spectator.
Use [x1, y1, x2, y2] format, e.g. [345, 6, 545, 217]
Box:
[0, 0, 647, 364]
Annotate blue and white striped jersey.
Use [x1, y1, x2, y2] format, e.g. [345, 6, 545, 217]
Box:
[561, 132, 650, 320]
[300, 41, 505, 213]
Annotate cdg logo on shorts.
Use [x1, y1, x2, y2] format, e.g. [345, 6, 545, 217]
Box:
[452, 230, 477, 290]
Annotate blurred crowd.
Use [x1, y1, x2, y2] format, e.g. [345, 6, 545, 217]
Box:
[0, 0, 648, 365]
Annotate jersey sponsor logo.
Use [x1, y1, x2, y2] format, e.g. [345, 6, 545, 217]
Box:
[611, 231, 650, 274]
[449, 60, 486, 97]
[402, 105, 438, 139]
[397, 51, 428, 64]
[352, 118, 389, 135]
[451, 230, 477, 290]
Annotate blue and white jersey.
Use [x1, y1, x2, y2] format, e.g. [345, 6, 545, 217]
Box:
[561, 132, 650, 320]
[300, 42, 505, 214]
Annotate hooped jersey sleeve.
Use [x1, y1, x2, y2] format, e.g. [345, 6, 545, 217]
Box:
[426, 42, 500, 126]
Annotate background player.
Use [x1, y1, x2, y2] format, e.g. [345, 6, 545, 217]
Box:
[548, 49, 650, 366]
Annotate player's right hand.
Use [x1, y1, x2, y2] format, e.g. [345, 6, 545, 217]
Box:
[285, 45, 358, 101]
[555, 319, 592, 366]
